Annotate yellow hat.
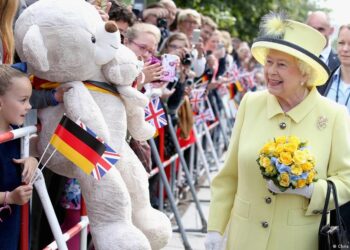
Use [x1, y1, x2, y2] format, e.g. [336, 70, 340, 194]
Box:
[251, 12, 329, 86]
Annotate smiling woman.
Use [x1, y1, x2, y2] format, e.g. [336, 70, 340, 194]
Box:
[205, 12, 350, 250]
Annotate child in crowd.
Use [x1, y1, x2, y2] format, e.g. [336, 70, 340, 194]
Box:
[0, 65, 38, 250]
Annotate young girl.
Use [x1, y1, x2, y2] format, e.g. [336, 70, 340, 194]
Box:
[0, 65, 38, 250]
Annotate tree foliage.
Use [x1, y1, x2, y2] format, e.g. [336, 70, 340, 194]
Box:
[174, 0, 326, 43]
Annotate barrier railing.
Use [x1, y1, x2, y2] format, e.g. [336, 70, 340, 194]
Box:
[43, 198, 89, 250]
[0, 88, 235, 250]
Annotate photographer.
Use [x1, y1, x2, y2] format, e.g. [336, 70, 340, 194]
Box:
[159, 32, 195, 122]
[176, 9, 206, 77]
[142, 3, 170, 49]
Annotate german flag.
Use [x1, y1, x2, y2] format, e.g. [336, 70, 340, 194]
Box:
[50, 115, 106, 174]
[235, 80, 244, 92]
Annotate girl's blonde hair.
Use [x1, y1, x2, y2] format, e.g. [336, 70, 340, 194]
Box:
[125, 22, 161, 44]
[159, 32, 189, 55]
[0, 65, 27, 95]
[0, 0, 19, 64]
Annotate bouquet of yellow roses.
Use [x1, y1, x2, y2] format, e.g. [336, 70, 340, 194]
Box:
[257, 135, 317, 191]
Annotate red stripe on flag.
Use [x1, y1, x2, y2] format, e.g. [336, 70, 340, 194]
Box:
[54, 124, 103, 165]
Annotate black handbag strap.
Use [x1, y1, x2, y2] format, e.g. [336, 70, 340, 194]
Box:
[320, 181, 332, 229]
[319, 180, 344, 230]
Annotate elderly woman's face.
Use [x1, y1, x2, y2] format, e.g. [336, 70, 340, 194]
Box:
[264, 50, 307, 99]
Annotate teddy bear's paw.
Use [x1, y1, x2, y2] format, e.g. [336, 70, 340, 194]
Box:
[118, 86, 149, 108]
[133, 209, 172, 250]
[127, 119, 156, 141]
[90, 222, 151, 250]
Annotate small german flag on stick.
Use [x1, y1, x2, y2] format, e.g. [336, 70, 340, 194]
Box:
[49, 115, 106, 174]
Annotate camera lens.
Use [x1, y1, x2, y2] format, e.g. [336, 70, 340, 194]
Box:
[157, 18, 168, 28]
[181, 53, 192, 66]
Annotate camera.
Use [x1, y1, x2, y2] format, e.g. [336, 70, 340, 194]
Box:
[157, 18, 168, 29]
[181, 53, 192, 66]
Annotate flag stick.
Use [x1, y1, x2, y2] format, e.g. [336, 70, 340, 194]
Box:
[30, 148, 57, 185]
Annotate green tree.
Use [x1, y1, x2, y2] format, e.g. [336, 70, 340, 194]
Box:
[174, 0, 326, 43]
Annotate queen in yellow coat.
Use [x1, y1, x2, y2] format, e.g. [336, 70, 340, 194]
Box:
[205, 13, 350, 250]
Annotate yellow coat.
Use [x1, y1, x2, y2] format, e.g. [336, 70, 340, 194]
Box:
[208, 87, 350, 250]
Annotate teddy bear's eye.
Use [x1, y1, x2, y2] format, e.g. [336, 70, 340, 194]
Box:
[91, 35, 96, 43]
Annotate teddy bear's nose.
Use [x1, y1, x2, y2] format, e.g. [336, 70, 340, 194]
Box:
[105, 21, 119, 33]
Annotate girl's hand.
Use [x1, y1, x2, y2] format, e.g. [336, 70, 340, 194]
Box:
[143, 61, 164, 84]
[193, 38, 205, 58]
[8, 185, 33, 205]
[13, 157, 38, 184]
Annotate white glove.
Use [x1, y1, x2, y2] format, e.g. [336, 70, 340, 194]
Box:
[205, 231, 224, 250]
[267, 180, 314, 198]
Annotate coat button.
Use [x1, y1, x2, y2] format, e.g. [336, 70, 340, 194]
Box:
[265, 196, 272, 204]
[261, 221, 269, 228]
[279, 122, 287, 129]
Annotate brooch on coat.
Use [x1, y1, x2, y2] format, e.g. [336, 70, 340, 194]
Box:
[317, 116, 328, 130]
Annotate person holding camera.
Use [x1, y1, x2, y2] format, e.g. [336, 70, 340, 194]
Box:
[177, 9, 206, 78]
[142, 3, 170, 49]
[159, 32, 195, 117]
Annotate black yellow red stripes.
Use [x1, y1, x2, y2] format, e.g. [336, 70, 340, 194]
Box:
[50, 116, 105, 174]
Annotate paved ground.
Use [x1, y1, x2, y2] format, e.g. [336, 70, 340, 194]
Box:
[163, 182, 211, 250]
[162, 147, 227, 249]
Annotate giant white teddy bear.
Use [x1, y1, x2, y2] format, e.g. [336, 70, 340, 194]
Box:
[14, 0, 172, 249]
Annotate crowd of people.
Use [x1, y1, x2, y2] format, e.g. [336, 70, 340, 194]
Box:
[1, 0, 350, 249]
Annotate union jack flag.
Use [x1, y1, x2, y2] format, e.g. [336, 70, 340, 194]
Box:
[231, 63, 241, 81]
[145, 97, 167, 129]
[194, 108, 215, 125]
[190, 88, 205, 112]
[79, 122, 120, 180]
[244, 73, 256, 89]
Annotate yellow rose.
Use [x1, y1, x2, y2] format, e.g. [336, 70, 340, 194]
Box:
[265, 165, 275, 174]
[260, 141, 276, 154]
[275, 136, 287, 144]
[259, 157, 271, 168]
[306, 170, 316, 184]
[296, 179, 307, 188]
[274, 144, 284, 156]
[284, 142, 298, 153]
[291, 165, 303, 175]
[301, 161, 314, 171]
[293, 150, 307, 165]
[279, 152, 293, 165]
[279, 172, 290, 187]
[289, 135, 301, 146]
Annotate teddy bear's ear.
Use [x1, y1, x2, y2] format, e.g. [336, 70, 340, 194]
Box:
[22, 25, 49, 72]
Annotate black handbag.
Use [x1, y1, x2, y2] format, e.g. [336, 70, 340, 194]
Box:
[319, 180, 350, 250]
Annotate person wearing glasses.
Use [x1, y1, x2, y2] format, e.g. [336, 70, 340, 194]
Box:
[176, 9, 206, 78]
[205, 12, 350, 250]
[124, 22, 164, 87]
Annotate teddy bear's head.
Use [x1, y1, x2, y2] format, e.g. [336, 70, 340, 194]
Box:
[15, 0, 121, 82]
[102, 44, 144, 87]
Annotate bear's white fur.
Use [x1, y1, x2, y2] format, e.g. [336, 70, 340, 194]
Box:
[15, 0, 171, 249]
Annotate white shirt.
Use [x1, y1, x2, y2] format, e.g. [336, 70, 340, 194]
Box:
[319, 44, 332, 65]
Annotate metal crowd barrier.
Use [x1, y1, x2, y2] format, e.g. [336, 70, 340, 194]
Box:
[148, 92, 235, 250]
